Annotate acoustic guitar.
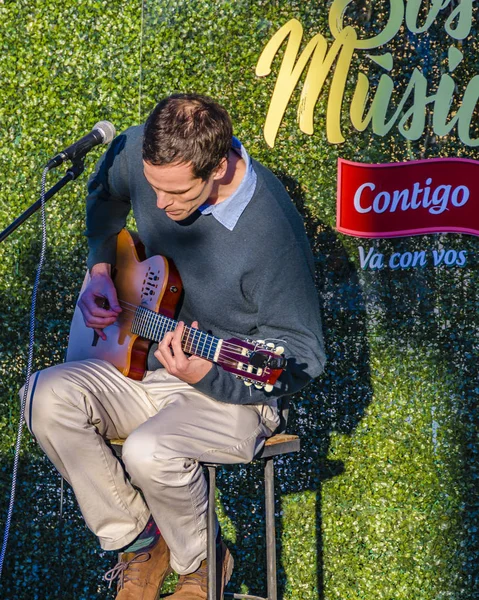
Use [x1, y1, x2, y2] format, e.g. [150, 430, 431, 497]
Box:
[66, 229, 286, 390]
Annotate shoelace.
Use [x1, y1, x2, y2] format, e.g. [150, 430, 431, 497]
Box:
[177, 561, 208, 591]
[104, 552, 151, 589]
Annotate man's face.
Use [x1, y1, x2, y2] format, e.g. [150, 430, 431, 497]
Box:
[143, 160, 215, 221]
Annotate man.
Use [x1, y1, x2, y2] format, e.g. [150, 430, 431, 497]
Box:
[23, 94, 325, 599]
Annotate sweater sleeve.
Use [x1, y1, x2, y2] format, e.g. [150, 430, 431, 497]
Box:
[192, 242, 326, 405]
[85, 132, 132, 269]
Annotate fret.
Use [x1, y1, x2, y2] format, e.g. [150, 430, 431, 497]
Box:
[200, 332, 207, 358]
[142, 308, 149, 338]
[132, 307, 144, 336]
[131, 308, 138, 335]
[167, 317, 177, 337]
[208, 337, 216, 361]
[152, 312, 162, 342]
[156, 313, 166, 341]
[203, 334, 210, 360]
[189, 328, 195, 353]
[131, 305, 221, 363]
[190, 329, 201, 356]
[140, 308, 149, 337]
[145, 310, 153, 339]
[183, 326, 193, 354]
[193, 328, 200, 354]
[159, 314, 174, 342]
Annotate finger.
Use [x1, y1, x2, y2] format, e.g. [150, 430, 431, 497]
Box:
[81, 308, 118, 328]
[79, 295, 118, 320]
[158, 330, 175, 353]
[104, 286, 122, 313]
[156, 332, 176, 370]
[188, 354, 210, 364]
[191, 320, 199, 329]
[92, 296, 120, 317]
[87, 272, 122, 314]
[94, 328, 107, 341]
[154, 345, 172, 369]
[93, 297, 122, 316]
[170, 322, 189, 369]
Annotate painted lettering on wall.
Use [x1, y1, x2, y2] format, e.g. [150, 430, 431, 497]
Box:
[359, 246, 468, 270]
[353, 179, 470, 216]
[255, 0, 477, 148]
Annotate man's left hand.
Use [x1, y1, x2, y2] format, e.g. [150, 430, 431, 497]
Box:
[154, 321, 213, 384]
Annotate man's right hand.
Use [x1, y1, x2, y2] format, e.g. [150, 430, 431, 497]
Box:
[78, 263, 122, 340]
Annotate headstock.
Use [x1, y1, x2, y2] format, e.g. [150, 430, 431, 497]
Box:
[217, 338, 286, 391]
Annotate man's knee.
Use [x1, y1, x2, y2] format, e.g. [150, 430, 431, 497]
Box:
[122, 429, 160, 481]
[122, 428, 194, 485]
[19, 365, 76, 436]
[19, 370, 48, 435]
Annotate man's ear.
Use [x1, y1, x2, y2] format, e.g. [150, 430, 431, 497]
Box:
[212, 156, 228, 181]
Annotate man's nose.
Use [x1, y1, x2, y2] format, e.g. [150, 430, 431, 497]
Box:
[156, 192, 173, 209]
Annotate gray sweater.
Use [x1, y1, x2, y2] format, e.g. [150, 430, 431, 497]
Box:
[85, 125, 326, 405]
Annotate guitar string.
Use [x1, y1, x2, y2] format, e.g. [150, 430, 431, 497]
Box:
[106, 301, 273, 377]
[115, 300, 238, 350]
[102, 316, 256, 372]
[114, 300, 266, 355]
[110, 298, 288, 358]
[97, 309, 252, 371]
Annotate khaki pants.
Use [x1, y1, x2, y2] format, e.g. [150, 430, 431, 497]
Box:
[22, 359, 279, 574]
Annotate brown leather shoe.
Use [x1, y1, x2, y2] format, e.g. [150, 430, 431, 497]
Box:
[166, 540, 233, 600]
[104, 535, 172, 599]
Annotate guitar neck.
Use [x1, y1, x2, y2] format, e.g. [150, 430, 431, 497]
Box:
[131, 305, 222, 362]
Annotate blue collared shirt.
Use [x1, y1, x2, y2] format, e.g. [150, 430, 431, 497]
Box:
[198, 137, 257, 231]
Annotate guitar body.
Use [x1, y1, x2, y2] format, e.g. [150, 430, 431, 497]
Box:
[67, 229, 182, 380]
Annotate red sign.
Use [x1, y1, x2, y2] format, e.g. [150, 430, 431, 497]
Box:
[336, 158, 479, 238]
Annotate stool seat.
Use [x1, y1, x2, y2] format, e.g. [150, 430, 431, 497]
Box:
[109, 433, 299, 458]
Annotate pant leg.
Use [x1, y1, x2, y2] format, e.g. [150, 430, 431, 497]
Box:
[21, 359, 160, 550]
[121, 368, 277, 574]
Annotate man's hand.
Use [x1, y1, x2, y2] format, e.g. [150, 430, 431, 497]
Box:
[78, 263, 122, 340]
[155, 320, 213, 384]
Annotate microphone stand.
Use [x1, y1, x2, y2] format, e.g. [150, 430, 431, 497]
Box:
[0, 157, 86, 244]
[0, 154, 87, 584]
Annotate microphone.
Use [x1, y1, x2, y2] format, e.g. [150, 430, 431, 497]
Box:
[46, 121, 116, 169]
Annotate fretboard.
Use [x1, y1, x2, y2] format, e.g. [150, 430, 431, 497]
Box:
[131, 305, 221, 362]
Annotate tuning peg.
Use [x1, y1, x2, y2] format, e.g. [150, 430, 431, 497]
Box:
[266, 342, 275, 349]
[243, 380, 253, 387]
[264, 384, 273, 392]
[254, 383, 264, 389]
[274, 346, 285, 355]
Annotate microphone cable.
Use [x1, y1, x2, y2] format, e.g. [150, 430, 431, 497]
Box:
[0, 166, 49, 580]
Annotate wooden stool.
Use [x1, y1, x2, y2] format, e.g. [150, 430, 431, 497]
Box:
[110, 433, 300, 600]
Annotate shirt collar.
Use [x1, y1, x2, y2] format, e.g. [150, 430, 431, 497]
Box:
[198, 137, 257, 231]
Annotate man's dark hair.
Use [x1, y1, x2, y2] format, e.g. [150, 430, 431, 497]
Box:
[142, 93, 233, 181]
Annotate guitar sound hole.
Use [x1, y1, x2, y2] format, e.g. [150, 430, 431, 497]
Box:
[141, 268, 162, 304]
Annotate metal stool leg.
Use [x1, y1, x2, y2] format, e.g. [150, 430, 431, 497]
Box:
[207, 466, 217, 600]
[264, 458, 277, 600]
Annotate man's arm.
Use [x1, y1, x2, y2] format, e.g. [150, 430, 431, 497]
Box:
[80, 130, 135, 337]
[163, 242, 326, 405]
[85, 132, 132, 270]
